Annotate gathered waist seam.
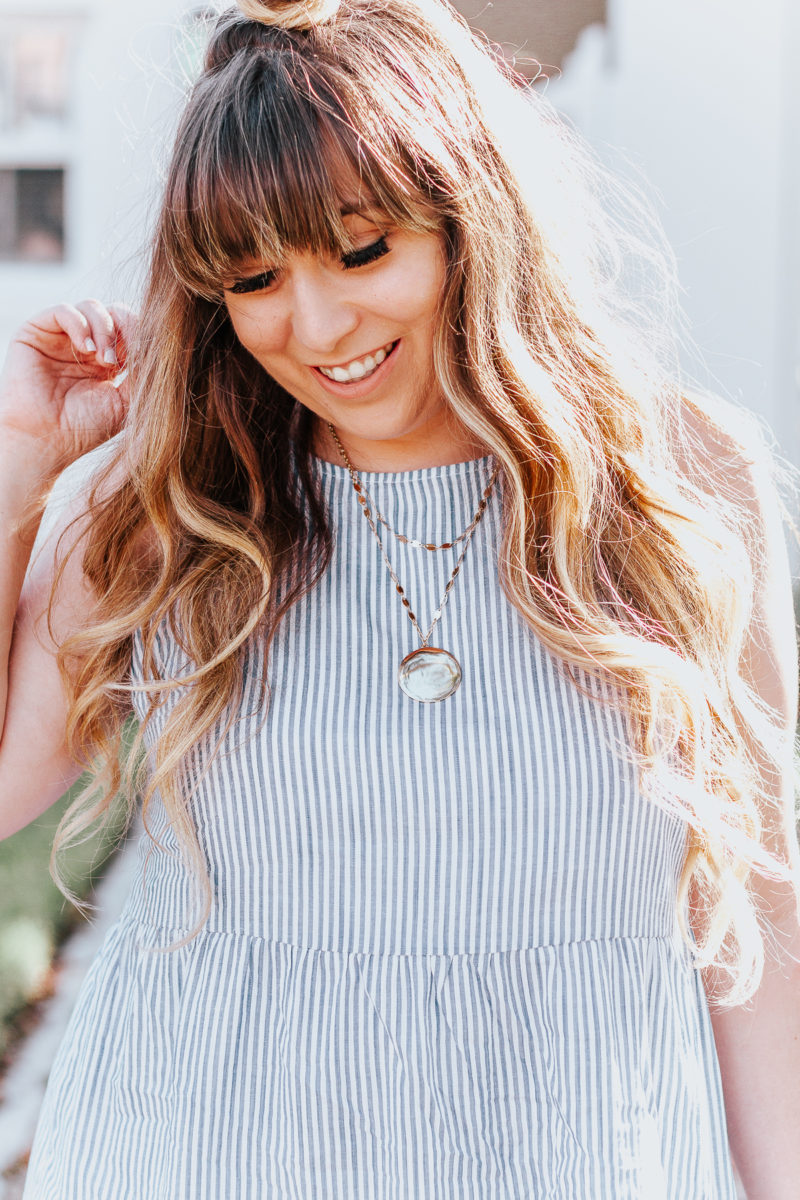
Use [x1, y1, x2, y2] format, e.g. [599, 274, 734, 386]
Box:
[116, 910, 687, 961]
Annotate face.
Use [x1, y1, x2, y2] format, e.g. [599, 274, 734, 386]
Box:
[222, 210, 464, 469]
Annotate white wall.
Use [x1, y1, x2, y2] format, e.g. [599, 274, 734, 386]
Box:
[547, 0, 800, 476]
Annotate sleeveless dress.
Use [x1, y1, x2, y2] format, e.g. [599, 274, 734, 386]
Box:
[23, 451, 738, 1199]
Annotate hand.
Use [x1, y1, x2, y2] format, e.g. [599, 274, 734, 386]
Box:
[0, 300, 137, 475]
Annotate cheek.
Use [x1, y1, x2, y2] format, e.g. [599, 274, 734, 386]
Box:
[375, 257, 444, 330]
[227, 305, 285, 357]
[407, 245, 446, 327]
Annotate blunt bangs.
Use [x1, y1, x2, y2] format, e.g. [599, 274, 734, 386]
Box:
[163, 42, 443, 300]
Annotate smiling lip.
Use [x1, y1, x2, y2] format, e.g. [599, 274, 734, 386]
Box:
[310, 339, 401, 396]
[316, 340, 396, 381]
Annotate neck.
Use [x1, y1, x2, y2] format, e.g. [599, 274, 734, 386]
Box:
[310, 414, 489, 473]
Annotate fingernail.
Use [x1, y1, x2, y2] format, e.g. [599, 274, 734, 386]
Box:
[103, 347, 117, 365]
[84, 338, 97, 353]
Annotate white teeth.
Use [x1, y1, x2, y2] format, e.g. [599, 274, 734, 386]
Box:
[318, 341, 395, 382]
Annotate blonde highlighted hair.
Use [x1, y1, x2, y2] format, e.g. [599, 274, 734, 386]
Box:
[47, 0, 799, 1006]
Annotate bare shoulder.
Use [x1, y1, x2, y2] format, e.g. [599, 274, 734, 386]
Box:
[670, 393, 795, 617]
[20, 439, 157, 650]
[29, 435, 153, 588]
[671, 391, 774, 509]
[677, 393, 797, 726]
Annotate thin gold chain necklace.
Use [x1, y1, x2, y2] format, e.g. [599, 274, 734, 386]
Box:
[371, 477, 497, 551]
[327, 422, 500, 702]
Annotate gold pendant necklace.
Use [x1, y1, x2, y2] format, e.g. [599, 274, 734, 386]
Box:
[327, 423, 499, 702]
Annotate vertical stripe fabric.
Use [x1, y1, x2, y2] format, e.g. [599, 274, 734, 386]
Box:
[24, 452, 738, 1198]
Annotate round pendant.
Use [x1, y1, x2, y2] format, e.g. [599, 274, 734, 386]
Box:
[398, 646, 462, 703]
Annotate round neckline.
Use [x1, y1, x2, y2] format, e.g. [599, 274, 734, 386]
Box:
[307, 451, 497, 486]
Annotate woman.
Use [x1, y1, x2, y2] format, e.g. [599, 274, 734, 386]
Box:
[2, 0, 799, 1194]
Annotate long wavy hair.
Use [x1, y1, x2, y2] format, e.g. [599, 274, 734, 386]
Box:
[46, 0, 800, 1005]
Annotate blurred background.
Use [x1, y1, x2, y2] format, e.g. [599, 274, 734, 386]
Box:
[0, 2, 795, 1194]
[0, 0, 797, 480]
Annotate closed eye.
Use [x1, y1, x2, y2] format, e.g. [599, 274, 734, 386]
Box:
[226, 235, 390, 295]
[341, 234, 390, 269]
[228, 268, 277, 295]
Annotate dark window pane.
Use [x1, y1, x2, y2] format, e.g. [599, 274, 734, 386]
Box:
[0, 171, 14, 257]
[0, 168, 65, 262]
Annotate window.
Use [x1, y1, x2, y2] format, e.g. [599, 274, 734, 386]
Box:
[0, 19, 77, 265]
[0, 168, 65, 262]
[0, 18, 76, 132]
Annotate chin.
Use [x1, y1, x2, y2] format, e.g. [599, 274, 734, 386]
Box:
[330, 410, 420, 441]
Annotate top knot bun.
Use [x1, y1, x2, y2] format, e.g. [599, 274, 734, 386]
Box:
[235, 0, 342, 30]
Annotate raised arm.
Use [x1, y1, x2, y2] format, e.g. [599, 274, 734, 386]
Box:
[0, 301, 134, 839]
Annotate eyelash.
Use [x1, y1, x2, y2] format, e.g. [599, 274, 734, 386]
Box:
[228, 235, 390, 295]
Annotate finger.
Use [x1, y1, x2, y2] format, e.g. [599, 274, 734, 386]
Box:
[25, 302, 98, 358]
[105, 303, 139, 369]
[73, 298, 119, 368]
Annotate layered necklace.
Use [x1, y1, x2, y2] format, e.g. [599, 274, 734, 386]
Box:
[328, 422, 499, 702]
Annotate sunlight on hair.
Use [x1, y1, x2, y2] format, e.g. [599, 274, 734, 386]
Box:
[45, 0, 800, 1008]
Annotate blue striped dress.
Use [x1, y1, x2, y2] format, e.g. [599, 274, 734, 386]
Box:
[23, 451, 738, 1198]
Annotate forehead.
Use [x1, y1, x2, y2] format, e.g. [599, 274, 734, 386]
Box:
[167, 55, 443, 298]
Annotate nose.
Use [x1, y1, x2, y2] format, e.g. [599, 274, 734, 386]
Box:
[287, 260, 360, 358]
